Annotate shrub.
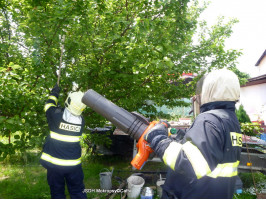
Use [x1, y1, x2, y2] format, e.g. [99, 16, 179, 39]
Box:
[236, 105, 251, 123]
[240, 122, 263, 137]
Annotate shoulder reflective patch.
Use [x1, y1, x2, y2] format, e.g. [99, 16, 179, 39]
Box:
[41, 152, 81, 166]
[208, 161, 239, 178]
[230, 132, 242, 147]
[59, 122, 81, 132]
[183, 141, 211, 179]
[50, 131, 81, 142]
[44, 103, 56, 112]
[48, 95, 58, 105]
[162, 142, 182, 170]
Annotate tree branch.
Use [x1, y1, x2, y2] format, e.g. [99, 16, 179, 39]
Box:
[57, 35, 65, 86]
[126, 0, 129, 21]
[101, 23, 132, 58]
[16, 42, 30, 51]
[140, 71, 154, 87]
[2, 9, 11, 64]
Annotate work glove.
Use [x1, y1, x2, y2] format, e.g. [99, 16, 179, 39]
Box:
[51, 83, 61, 94]
[144, 120, 170, 144]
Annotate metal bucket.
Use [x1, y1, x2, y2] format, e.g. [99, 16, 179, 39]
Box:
[127, 175, 145, 199]
[100, 168, 113, 190]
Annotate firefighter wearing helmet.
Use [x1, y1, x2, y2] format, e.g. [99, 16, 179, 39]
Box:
[40, 84, 87, 199]
[144, 68, 242, 198]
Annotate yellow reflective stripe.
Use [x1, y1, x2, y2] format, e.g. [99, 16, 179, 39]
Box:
[50, 131, 81, 142]
[230, 132, 242, 147]
[41, 152, 81, 166]
[48, 95, 58, 105]
[163, 142, 182, 170]
[208, 161, 239, 178]
[183, 141, 211, 179]
[44, 103, 56, 112]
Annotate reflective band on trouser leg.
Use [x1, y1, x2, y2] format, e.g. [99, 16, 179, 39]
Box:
[48, 95, 58, 105]
[207, 161, 240, 178]
[182, 141, 211, 179]
[44, 103, 56, 112]
[41, 152, 81, 166]
[50, 131, 81, 142]
[163, 142, 182, 170]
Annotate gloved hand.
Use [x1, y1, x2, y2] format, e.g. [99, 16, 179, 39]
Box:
[51, 83, 61, 93]
[144, 120, 170, 144]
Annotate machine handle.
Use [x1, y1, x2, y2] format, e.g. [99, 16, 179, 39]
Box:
[131, 121, 158, 170]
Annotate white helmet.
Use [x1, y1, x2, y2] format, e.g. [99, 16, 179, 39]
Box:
[201, 68, 240, 105]
[65, 91, 86, 116]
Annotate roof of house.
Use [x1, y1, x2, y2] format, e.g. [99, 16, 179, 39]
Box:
[242, 74, 266, 87]
[255, 49, 266, 66]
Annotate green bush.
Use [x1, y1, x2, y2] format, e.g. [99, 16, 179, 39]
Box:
[234, 192, 256, 199]
[236, 105, 251, 123]
[235, 105, 263, 137]
[240, 122, 263, 137]
[81, 129, 113, 155]
[239, 172, 266, 194]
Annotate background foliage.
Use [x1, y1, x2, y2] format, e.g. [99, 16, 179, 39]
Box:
[240, 123, 263, 137]
[236, 104, 251, 123]
[236, 105, 263, 137]
[1, 0, 248, 158]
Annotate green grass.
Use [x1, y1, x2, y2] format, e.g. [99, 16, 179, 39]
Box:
[0, 165, 50, 199]
[2, 151, 263, 199]
[0, 152, 167, 199]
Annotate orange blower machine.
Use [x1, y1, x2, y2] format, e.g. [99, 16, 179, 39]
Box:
[82, 89, 162, 170]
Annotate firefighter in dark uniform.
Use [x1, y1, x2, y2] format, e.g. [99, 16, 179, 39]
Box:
[144, 69, 242, 198]
[40, 84, 87, 199]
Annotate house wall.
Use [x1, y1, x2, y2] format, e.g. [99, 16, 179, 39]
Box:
[240, 83, 266, 122]
[258, 56, 266, 75]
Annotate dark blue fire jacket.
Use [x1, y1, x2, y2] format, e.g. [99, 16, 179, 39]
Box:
[151, 101, 242, 199]
[40, 87, 85, 170]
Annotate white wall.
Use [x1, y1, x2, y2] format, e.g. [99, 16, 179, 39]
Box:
[258, 56, 266, 75]
[240, 83, 266, 122]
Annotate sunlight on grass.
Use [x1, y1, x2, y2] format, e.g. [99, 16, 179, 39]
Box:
[0, 165, 50, 199]
[0, 155, 137, 199]
[0, 153, 168, 199]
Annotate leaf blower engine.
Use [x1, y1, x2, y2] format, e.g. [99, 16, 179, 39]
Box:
[82, 89, 168, 170]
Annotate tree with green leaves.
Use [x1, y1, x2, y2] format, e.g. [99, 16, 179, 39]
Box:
[0, 0, 248, 158]
[236, 104, 251, 123]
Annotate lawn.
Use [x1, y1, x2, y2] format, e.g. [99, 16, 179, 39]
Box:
[0, 151, 167, 199]
[0, 149, 264, 199]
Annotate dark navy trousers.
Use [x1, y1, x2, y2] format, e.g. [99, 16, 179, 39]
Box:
[47, 165, 87, 199]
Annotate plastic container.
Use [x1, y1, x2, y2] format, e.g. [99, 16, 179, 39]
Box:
[140, 187, 154, 199]
[100, 168, 113, 190]
[127, 176, 145, 199]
